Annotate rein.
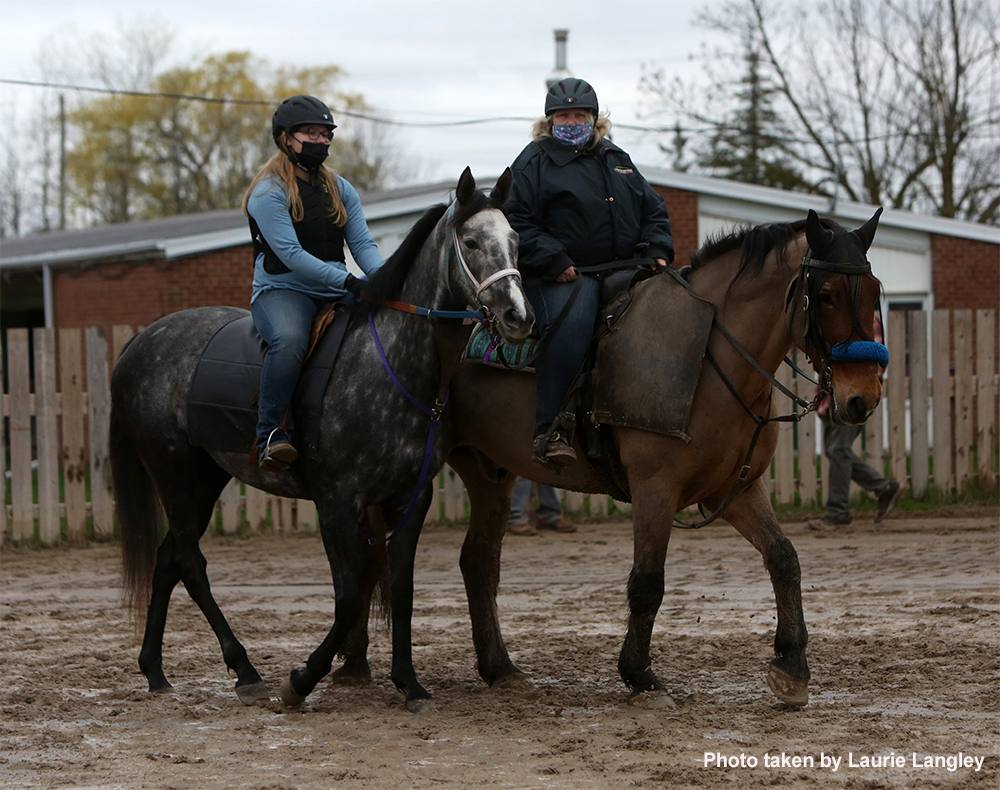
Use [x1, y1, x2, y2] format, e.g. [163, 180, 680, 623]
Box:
[366, 197, 521, 541]
[661, 265, 820, 529]
[661, 247, 885, 530]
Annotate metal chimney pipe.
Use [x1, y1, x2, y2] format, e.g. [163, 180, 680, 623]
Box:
[546, 29, 572, 89]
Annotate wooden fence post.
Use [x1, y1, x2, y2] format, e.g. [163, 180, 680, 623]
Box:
[952, 310, 974, 493]
[59, 329, 88, 542]
[218, 479, 241, 535]
[931, 310, 953, 494]
[886, 311, 907, 487]
[909, 312, 930, 498]
[297, 499, 318, 531]
[443, 465, 467, 523]
[8, 330, 33, 542]
[85, 328, 114, 538]
[975, 310, 997, 485]
[774, 363, 795, 505]
[0, 339, 6, 545]
[33, 328, 61, 543]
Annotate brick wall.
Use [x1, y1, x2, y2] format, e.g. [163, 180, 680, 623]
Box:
[654, 186, 699, 265]
[931, 235, 1000, 310]
[53, 245, 253, 336]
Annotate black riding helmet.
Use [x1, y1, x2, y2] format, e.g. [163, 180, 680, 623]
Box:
[271, 95, 337, 144]
[544, 78, 599, 117]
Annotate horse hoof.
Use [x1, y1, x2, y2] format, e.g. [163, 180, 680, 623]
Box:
[330, 664, 372, 687]
[280, 674, 306, 708]
[628, 690, 676, 710]
[491, 671, 531, 690]
[148, 684, 174, 695]
[767, 665, 809, 707]
[235, 680, 271, 705]
[405, 698, 434, 714]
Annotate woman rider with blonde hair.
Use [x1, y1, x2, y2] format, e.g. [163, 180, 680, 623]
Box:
[243, 95, 383, 468]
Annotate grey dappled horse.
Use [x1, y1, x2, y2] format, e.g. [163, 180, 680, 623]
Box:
[113, 168, 532, 709]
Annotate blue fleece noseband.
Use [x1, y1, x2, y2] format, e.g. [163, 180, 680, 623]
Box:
[830, 340, 889, 368]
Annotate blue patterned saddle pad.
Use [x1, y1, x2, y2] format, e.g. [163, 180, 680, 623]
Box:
[465, 322, 536, 370]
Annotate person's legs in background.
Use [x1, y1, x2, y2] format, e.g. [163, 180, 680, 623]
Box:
[810, 419, 900, 528]
[507, 477, 537, 536]
[535, 483, 576, 533]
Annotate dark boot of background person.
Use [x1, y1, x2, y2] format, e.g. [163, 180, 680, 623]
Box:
[875, 480, 901, 523]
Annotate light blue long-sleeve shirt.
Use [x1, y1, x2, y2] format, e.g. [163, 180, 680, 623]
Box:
[248, 174, 383, 303]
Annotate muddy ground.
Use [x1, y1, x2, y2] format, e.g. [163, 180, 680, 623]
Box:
[1, 510, 997, 789]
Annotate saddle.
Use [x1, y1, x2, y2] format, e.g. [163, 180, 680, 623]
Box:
[187, 303, 352, 457]
[464, 265, 715, 500]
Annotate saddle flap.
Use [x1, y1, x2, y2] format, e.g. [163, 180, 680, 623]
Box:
[592, 274, 714, 441]
[186, 305, 352, 455]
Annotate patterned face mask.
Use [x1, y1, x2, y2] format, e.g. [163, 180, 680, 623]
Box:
[552, 122, 594, 148]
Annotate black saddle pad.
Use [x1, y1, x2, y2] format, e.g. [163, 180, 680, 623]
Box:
[187, 307, 352, 456]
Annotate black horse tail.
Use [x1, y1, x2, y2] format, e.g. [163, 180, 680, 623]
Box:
[363, 507, 392, 628]
[111, 399, 163, 629]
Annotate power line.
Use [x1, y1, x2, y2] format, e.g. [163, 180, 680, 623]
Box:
[2, 76, 998, 144]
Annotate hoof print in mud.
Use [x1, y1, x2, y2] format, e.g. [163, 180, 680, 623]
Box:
[405, 698, 434, 714]
[627, 690, 677, 710]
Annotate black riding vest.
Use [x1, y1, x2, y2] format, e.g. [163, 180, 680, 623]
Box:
[248, 178, 345, 274]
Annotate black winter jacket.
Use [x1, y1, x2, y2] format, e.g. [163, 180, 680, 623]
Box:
[505, 137, 674, 281]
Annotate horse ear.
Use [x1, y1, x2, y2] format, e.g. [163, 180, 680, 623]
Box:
[853, 207, 883, 251]
[456, 166, 476, 205]
[805, 209, 834, 254]
[489, 168, 513, 206]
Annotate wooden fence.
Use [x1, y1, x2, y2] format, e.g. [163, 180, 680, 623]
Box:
[1, 309, 996, 546]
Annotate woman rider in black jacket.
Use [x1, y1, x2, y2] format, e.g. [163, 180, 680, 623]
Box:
[505, 77, 675, 465]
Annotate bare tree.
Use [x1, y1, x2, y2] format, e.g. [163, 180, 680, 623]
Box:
[642, 0, 999, 223]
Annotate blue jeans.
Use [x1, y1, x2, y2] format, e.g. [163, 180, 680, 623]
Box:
[251, 288, 325, 446]
[508, 477, 562, 526]
[525, 275, 602, 432]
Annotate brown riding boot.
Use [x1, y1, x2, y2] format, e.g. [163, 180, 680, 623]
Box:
[533, 431, 577, 467]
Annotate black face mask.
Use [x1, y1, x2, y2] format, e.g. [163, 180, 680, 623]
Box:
[292, 141, 329, 172]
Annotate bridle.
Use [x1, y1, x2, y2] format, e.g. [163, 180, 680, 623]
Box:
[786, 251, 888, 394]
[662, 246, 888, 529]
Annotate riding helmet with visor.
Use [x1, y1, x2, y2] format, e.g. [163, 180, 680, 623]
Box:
[271, 95, 337, 144]
[544, 78, 599, 117]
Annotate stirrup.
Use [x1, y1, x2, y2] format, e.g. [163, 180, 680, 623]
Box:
[259, 427, 298, 468]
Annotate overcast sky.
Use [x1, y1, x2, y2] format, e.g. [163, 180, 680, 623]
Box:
[1, 0, 720, 186]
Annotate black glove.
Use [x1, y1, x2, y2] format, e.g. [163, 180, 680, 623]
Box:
[343, 274, 364, 299]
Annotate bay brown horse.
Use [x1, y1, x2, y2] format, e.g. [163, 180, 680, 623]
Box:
[339, 207, 886, 709]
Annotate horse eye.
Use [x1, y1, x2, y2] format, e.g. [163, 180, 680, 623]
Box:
[819, 292, 834, 306]
[463, 238, 479, 250]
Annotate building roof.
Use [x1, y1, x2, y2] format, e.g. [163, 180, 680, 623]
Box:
[1, 171, 997, 271]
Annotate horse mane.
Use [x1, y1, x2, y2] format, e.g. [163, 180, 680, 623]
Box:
[690, 220, 813, 278]
[361, 190, 500, 310]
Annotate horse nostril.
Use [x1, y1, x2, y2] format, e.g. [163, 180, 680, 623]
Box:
[847, 395, 868, 423]
[502, 306, 522, 326]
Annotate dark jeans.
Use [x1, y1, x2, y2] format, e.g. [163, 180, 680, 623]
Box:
[251, 288, 325, 446]
[525, 275, 602, 433]
[823, 419, 888, 520]
[507, 477, 562, 526]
